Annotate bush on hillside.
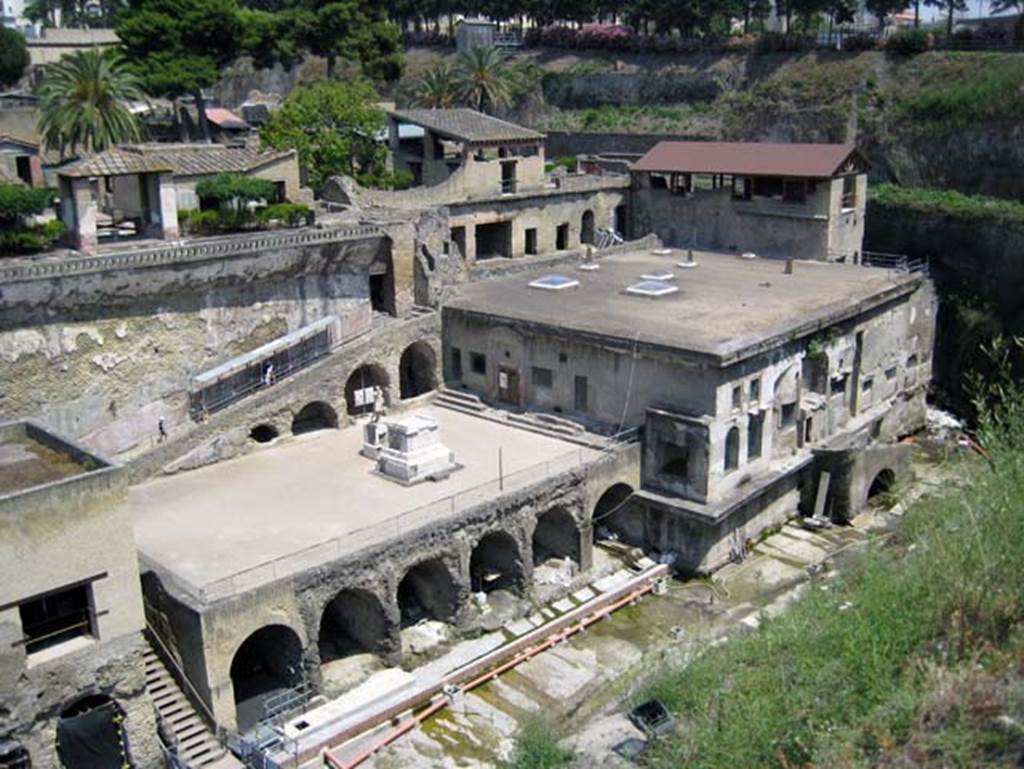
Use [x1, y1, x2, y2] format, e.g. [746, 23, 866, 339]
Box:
[886, 28, 931, 55]
[843, 32, 879, 51]
[871, 183, 1024, 224]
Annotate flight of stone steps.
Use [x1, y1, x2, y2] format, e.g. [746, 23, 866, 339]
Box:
[143, 645, 238, 768]
[434, 386, 487, 414]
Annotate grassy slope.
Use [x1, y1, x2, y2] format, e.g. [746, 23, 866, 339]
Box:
[636, 369, 1024, 769]
[871, 183, 1024, 225]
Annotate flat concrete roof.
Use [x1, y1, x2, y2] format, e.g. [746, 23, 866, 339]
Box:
[445, 249, 920, 365]
[0, 420, 109, 498]
[130, 406, 596, 599]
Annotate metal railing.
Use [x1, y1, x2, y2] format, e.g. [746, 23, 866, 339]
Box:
[183, 432, 637, 604]
[860, 250, 929, 275]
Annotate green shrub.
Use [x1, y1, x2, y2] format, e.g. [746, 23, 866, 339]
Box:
[185, 209, 223, 235]
[195, 173, 276, 210]
[871, 183, 1024, 224]
[256, 202, 311, 227]
[886, 28, 931, 55]
[0, 183, 57, 226]
[498, 717, 574, 769]
[0, 219, 65, 255]
[638, 351, 1024, 769]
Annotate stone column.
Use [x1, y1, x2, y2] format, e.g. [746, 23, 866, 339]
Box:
[28, 155, 44, 187]
[68, 176, 98, 254]
[155, 172, 179, 240]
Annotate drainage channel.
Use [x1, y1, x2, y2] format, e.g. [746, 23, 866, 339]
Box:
[267, 562, 670, 768]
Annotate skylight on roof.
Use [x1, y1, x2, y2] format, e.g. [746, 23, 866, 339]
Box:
[641, 271, 675, 281]
[529, 275, 580, 291]
[626, 280, 679, 298]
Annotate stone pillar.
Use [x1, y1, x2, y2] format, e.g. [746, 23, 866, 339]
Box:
[155, 172, 179, 240]
[68, 176, 98, 254]
[28, 155, 44, 187]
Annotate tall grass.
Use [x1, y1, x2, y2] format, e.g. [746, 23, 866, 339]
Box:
[642, 341, 1024, 768]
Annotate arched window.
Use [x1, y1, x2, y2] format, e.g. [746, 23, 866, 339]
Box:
[724, 426, 740, 472]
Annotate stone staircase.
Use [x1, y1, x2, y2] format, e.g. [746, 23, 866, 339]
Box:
[435, 386, 487, 413]
[144, 645, 234, 768]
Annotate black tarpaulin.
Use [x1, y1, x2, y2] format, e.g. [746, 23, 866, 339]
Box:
[56, 704, 125, 769]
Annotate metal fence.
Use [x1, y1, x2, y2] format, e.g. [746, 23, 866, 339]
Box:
[188, 326, 333, 419]
[860, 250, 929, 276]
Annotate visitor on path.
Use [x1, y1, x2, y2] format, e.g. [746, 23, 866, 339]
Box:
[263, 361, 274, 387]
[158, 417, 167, 443]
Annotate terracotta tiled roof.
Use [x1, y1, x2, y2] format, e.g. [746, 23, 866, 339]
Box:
[0, 134, 40, 151]
[632, 141, 867, 178]
[389, 108, 544, 144]
[204, 108, 251, 130]
[59, 144, 294, 178]
[59, 147, 175, 178]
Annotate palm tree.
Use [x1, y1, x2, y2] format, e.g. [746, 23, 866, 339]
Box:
[37, 48, 145, 159]
[456, 47, 512, 115]
[416, 62, 460, 108]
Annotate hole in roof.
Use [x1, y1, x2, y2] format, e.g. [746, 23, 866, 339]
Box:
[641, 271, 675, 281]
[626, 280, 679, 298]
[529, 275, 580, 291]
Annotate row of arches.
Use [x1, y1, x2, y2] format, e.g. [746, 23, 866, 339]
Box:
[227, 493, 634, 730]
[246, 340, 440, 444]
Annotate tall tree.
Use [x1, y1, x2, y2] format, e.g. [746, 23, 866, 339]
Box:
[289, 0, 404, 79]
[117, 0, 241, 142]
[925, 0, 967, 34]
[0, 28, 30, 88]
[456, 46, 511, 114]
[865, 0, 907, 29]
[416, 62, 460, 107]
[37, 48, 144, 157]
[259, 80, 387, 191]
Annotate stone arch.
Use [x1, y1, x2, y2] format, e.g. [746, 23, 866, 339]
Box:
[725, 426, 740, 472]
[291, 402, 338, 435]
[581, 209, 595, 245]
[399, 341, 438, 400]
[318, 588, 390, 662]
[470, 530, 524, 594]
[533, 507, 581, 565]
[867, 468, 896, 505]
[229, 624, 304, 732]
[397, 558, 458, 627]
[345, 363, 390, 416]
[593, 482, 644, 547]
[250, 423, 279, 443]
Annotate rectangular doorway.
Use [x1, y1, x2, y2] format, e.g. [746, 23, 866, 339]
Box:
[556, 223, 569, 250]
[499, 367, 520, 405]
[574, 375, 588, 412]
[475, 221, 512, 260]
[525, 227, 538, 255]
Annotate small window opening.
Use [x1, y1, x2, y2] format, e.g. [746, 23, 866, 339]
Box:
[731, 386, 742, 410]
[531, 367, 553, 388]
[470, 352, 486, 375]
[19, 584, 94, 655]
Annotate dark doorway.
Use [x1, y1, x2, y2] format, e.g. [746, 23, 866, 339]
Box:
[230, 625, 304, 732]
[867, 468, 896, 505]
[397, 559, 458, 627]
[56, 694, 128, 769]
[470, 531, 523, 593]
[525, 227, 538, 255]
[16, 156, 33, 185]
[449, 346, 463, 382]
[581, 210, 595, 244]
[498, 367, 520, 405]
[345, 364, 389, 416]
[556, 223, 569, 250]
[593, 483, 641, 546]
[614, 204, 627, 236]
[250, 424, 279, 443]
[725, 426, 740, 471]
[399, 341, 438, 399]
[533, 508, 580, 565]
[318, 589, 389, 663]
[451, 226, 466, 259]
[574, 375, 588, 412]
[475, 221, 512, 260]
[291, 402, 338, 435]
